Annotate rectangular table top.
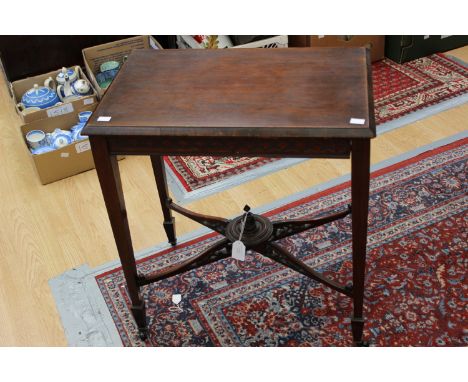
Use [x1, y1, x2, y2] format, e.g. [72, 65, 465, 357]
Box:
[84, 47, 375, 139]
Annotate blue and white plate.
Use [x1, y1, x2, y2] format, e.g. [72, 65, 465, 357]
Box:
[52, 134, 72, 149]
[51, 128, 73, 149]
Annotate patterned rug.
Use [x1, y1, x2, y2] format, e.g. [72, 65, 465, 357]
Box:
[95, 137, 467, 346]
[165, 53, 468, 197]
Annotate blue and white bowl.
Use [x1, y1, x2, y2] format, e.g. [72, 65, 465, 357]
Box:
[100, 61, 120, 73]
[26, 129, 47, 149]
[20, 84, 60, 109]
[52, 134, 72, 149]
[102, 68, 120, 81]
[78, 111, 93, 122]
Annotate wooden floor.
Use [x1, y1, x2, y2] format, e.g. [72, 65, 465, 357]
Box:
[0, 47, 466, 346]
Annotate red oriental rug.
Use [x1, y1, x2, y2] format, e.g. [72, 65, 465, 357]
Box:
[165, 54, 468, 196]
[95, 137, 468, 346]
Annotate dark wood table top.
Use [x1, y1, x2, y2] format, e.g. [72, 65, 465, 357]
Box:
[84, 47, 375, 139]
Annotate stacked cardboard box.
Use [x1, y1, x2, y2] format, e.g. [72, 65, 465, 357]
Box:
[20, 106, 97, 184]
[0, 60, 100, 184]
[2, 35, 164, 184]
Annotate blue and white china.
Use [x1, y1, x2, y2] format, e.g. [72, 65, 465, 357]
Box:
[56, 66, 80, 85]
[71, 122, 87, 141]
[26, 111, 92, 155]
[52, 134, 72, 149]
[51, 128, 73, 139]
[95, 72, 112, 89]
[96, 59, 125, 89]
[57, 74, 75, 102]
[78, 111, 92, 122]
[31, 145, 54, 155]
[58, 75, 92, 101]
[72, 127, 84, 141]
[26, 130, 56, 154]
[43, 66, 80, 92]
[18, 84, 60, 110]
[71, 79, 92, 96]
[70, 123, 83, 132]
[96, 67, 119, 89]
[26, 129, 47, 149]
[51, 128, 73, 149]
[104, 68, 119, 80]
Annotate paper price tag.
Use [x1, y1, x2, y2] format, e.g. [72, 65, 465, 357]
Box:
[172, 294, 182, 305]
[83, 97, 94, 106]
[75, 141, 91, 153]
[60, 152, 70, 158]
[170, 294, 183, 313]
[232, 240, 246, 261]
[349, 118, 366, 125]
[97, 116, 112, 122]
[47, 103, 74, 118]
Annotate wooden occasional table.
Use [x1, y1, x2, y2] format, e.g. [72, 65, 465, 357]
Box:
[83, 47, 376, 346]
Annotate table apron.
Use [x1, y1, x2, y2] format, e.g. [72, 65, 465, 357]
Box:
[104, 136, 352, 158]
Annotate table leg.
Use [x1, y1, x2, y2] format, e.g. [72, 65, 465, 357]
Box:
[351, 138, 371, 346]
[90, 137, 148, 339]
[150, 155, 176, 246]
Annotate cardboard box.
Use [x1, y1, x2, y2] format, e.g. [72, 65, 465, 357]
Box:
[231, 35, 288, 49]
[385, 35, 468, 63]
[20, 105, 96, 185]
[82, 35, 163, 99]
[7, 66, 98, 124]
[288, 35, 385, 62]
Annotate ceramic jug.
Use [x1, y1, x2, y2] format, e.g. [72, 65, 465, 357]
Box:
[71, 79, 92, 96]
[57, 74, 79, 102]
